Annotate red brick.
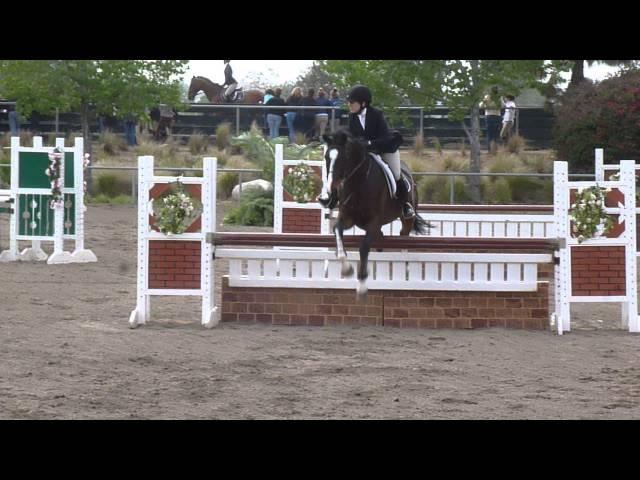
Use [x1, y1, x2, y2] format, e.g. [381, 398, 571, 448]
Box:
[471, 318, 488, 329]
[436, 318, 453, 329]
[419, 318, 436, 328]
[221, 312, 238, 322]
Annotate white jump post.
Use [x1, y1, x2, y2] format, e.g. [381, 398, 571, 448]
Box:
[553, 159, 639, 334]
[129, 155, 218, 328]
[0, 136, 96, 263]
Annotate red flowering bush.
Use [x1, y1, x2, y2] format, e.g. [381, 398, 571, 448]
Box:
[553, 70, 640, 172]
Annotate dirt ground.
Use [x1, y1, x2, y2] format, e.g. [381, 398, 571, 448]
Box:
[1, 204, 640, 420]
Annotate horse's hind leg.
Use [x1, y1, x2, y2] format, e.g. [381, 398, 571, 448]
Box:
[334, 218, 354, 277]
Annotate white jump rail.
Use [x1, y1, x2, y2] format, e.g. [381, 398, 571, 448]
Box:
[217, 248, 551, 292]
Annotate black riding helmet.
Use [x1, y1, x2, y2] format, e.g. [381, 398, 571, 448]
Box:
[347, 85, 372, 106]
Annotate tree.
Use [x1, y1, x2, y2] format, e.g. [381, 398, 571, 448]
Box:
[294, 63, 338, 92]
[322, 60, 550, 202]
[553, 68, 640, 172]
[0, 60, 188, 156]
[568, 60, 634, 89]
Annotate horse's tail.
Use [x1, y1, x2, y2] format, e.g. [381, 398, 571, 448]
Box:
[409, 176, 432, 235]
[412, 213, 431, 235]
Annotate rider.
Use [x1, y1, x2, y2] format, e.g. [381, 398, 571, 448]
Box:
[222, 60, 238, 103]
[318, 85, 415, 219]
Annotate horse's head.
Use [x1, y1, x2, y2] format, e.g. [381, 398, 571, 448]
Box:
[187, 76, 200, 101]
[323, 129, 367, 192]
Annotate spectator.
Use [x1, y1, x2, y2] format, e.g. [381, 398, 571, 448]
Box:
[296, 88, 317, 141]
[263, 88, 274, 104]
[265, 88, 286, 139]
[1, 100, 20, 135]
[124, 114, 137, 146]
[500, 94, 517, 142]
[329, 88, 344, 131]
[156, 104, 176, 142]
[262, 88, 274, 134]
[314, 88, 332, 138]
[285, 87, 303, 143]
[479, 86, 501, 153]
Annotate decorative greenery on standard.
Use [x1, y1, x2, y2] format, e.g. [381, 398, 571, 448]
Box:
[283, 163, 317, 203]
[155, 184, 195, 236]
[570, 186, 614, 243]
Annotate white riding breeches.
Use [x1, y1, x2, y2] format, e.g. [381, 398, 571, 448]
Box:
[225, 83, 238, 98]
[382, 150, 401, 181]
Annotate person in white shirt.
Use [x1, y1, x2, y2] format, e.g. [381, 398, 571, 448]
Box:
[500, 94, 517, 141]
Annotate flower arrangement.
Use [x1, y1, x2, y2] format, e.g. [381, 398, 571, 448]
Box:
[283, 163, 317, 203]
[45, 147, 64, 208]
[155, 182, 195, 235]
[570, 186, 614, 243]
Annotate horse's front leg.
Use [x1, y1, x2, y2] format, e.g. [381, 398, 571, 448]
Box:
[334, 217, 354, 277]
[356, 229, 374, 298]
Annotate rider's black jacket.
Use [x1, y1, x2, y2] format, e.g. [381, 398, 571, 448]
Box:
[348, 106, 402, 154]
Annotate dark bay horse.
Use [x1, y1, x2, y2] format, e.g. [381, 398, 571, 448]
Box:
[187, 76, 264, 104]
[322, 129, 430, 298]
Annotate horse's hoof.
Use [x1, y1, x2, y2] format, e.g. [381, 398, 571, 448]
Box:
[341, 263, 354, 277]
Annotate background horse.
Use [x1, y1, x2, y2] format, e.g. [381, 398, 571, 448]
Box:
[187, 76, 264, 104]
[323, 129, 430, 298]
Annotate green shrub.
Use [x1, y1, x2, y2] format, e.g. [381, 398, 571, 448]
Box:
[99, 130, 127, 155]
[0, 150, 10, 187]
[482, 177, 512, 204]
[506, 134, 526, 154]
[218, 172, 239, 199]
[188, 131, 209, 155]
[224, 188, 273, 226]
[95, 173, 130, 198]
[215, 122, 232, 150]
[417, 175, 472, 204]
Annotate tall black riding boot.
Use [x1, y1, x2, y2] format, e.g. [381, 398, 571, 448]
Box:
[396, 178, 415, 219]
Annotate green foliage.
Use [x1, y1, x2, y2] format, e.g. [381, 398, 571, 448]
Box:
[482, 177, 512, 204]
[553, 69, 640, 172]
[95, 173, 131, 198]
[86, 193, 133, 204]
[417, 175, 472, 204]
[215, 123, 232, 150]
[99, 130, 127, 155]
[230, 127, 323, 183]
[96, 174, 119, 197]
[0, 150, 9, 187]
[223, 188, 274, 227]
[188, 131, 209, 155]
[0, 60, 188, 120]
[217, 172, 239, 199]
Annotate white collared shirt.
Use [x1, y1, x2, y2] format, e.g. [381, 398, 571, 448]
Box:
[358, 108, 367, 130]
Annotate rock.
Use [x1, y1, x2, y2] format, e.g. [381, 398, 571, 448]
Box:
[231, 179, 273, 200]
